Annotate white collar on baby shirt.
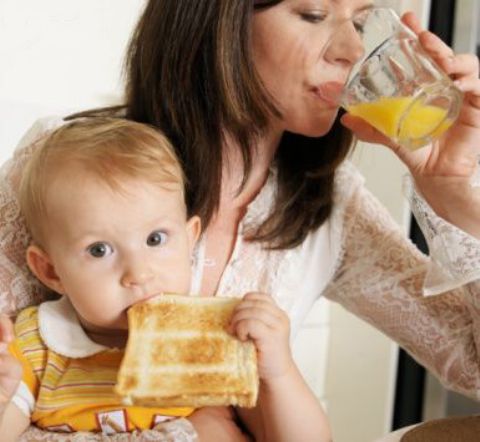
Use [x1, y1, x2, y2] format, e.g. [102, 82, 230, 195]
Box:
[38, 296, 110, 359]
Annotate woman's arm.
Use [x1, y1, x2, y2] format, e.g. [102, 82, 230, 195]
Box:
[231, 294, 331, 442]
[0, 117, 65, 317]
[342, 12, 480, 239]
[324, 183, 480, 399]
[406, 177, 480, 295]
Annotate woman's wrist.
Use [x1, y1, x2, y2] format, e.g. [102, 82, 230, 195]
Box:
[413, 174, 480, 239]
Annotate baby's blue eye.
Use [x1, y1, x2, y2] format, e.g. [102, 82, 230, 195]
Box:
[147, 231, 168, 247]
[87, 242, 113, 258]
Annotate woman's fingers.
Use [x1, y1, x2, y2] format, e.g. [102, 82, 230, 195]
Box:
[417, 31, 454, 60]
[457, 83, 480, 110]
[340, 114, 395, 146]
[442, 53, 480, 79]
[401, 11, 423, 35]
[402, 12, 453, 61]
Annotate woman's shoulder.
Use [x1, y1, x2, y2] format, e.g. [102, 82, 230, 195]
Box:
[333, 159, 365, 205]
[14, 115, 67, 155]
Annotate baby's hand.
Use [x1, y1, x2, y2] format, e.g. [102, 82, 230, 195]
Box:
[229, 293, 294, 382]
[0, 315, 22, 410]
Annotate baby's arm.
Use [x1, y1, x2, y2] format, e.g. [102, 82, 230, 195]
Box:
[188, 406, 252, 442]
[0, 314, 29, 442]
[231, 293, 331, 442]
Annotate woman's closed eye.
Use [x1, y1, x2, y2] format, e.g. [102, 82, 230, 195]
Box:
[299, 11, 328, 24]
[353, 19, 366, 35]
[87, 242, 114, 258]
[146, 230, 168, 247]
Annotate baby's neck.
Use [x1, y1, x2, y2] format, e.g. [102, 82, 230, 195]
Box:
[78, 316, 128, 349]
[85, 329, 128, 349]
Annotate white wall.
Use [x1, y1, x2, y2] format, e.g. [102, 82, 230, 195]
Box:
[0, 0, 145, 163]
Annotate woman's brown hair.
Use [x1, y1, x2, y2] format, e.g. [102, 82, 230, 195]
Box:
[75, 0, 353, 249]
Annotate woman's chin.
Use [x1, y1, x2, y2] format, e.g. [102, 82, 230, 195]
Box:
[288, 111, 339, 138]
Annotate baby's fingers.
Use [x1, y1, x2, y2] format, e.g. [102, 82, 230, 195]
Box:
[231, 317, 271, 343]
[0, 315, 14, 351]
[233, 293, 288, 325]
[0, 353, 22, 404]
[0, 354, 21, 378]
[230, 307, 279, 331]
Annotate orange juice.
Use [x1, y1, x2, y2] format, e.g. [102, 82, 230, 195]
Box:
[347, 96, 454, 146]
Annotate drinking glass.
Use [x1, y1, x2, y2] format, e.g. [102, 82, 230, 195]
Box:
[338, 8, 463, 149]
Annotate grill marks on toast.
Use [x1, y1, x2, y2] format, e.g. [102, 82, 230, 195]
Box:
[115, 295, 259, 408]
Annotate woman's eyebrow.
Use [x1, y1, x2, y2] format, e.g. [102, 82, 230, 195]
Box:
[330, 0, 374, 13]
[354, 3, 374, 13]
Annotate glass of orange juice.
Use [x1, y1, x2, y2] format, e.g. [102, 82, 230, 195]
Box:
[340, 8, 463, 149]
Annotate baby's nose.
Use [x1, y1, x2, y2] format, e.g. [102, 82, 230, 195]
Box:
[121, 263, 155, 288]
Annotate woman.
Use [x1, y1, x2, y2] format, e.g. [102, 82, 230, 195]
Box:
[3, 0, 480, 440]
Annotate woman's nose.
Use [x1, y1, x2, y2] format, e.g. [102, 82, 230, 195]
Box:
[323, 21, 365, 66]
[121, 262, 155, 288]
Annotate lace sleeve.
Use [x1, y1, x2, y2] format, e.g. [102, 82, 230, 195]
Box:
[0, 117, 66, 316]
[323, 183, 480, 400]
[405, 175, 480, 296]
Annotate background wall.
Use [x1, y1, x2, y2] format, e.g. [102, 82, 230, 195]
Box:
[0, 1, 427, 441]
[0, 0, 143, 163]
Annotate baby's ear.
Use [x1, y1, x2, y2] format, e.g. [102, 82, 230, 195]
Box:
[186, 215, 201, 251]
[26, 245, 66, 295]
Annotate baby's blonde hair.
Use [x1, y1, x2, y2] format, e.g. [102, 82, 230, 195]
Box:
[19, 117, 186, 244]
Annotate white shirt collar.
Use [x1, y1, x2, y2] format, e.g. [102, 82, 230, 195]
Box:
[38, 297, 110, 358]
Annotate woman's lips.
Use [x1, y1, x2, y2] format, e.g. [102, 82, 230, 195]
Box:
[312, 81, 345, 107]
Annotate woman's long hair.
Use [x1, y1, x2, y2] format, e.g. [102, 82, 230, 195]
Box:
[77, 0, 354, 249]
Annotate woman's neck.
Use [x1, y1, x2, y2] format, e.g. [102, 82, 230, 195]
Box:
[219, 127, 282, 213]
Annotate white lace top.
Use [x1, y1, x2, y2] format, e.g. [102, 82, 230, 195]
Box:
[3, 117, 480, 441]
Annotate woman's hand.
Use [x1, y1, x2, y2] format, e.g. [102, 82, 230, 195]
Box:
[229, 293, 294, 382]
[341, 11, 480, 237]
[341, 11, 480, 179]
[0, 315, 21, 413]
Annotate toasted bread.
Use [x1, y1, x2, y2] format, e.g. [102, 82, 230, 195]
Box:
[115, 294, 259, 408]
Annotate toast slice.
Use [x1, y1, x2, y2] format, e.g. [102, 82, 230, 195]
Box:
[115, 294, 259, 408]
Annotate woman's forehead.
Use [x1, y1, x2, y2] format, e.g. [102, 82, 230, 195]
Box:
[283, 0, 374, 12]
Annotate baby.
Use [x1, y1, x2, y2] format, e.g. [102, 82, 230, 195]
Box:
[0, 118, 330, 441]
